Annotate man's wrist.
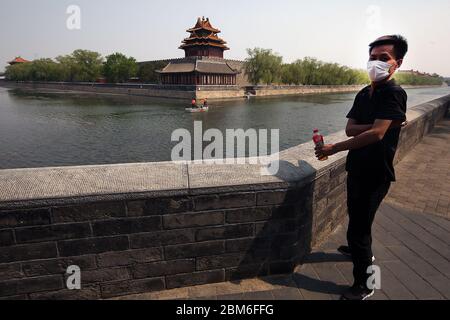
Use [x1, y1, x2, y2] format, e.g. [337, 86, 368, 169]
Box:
[333, 142, 347, 154]
[332, 143, 340, 154]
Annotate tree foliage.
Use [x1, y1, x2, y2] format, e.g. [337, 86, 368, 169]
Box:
[56, 49, 104, 82]
[138, 61, 168, 83]
[103, 53, 138, 83]
[5, 50, 105, 82]
[5, 63, 32, 81]
[394, 72, 444, 86]
[281, 57, 371, 85]
[244, 48, 283, 85]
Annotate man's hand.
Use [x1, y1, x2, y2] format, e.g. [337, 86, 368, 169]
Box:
[315, 144, 337, 160]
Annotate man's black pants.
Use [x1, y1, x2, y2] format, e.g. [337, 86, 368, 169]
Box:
[346, 173, 391, 287]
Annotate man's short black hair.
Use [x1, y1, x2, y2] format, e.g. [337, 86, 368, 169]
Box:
[369, 35, 408, 60]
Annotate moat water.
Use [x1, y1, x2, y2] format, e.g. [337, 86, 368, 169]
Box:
[0, 86, 449, 169]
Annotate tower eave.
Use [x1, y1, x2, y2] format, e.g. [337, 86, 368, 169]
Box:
[179, 44, 230, 50]
[186, 27, 221, 34]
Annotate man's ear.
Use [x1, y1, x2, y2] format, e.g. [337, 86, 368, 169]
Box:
[396, 59, 403, 68]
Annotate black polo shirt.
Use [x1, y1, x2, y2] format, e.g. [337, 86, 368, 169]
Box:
[345, 79, 407, 182]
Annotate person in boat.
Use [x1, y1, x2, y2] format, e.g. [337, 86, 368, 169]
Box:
[202, 99, 208, 109]
[191, 99, 198, 109]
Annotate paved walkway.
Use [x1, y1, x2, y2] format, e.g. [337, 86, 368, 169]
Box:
[116, 116, 450, 300]
[386, 118, 450, 219]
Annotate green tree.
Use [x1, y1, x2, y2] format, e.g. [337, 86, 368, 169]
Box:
[5, 62, 35, 81]
[138, 61, 168, 83]
[56, 49, 103, 82]
[244, 48, 283, 85]
[103, 53, 138, 83]
[394, 72, 443, 86]
[29, 59, 66, 81]
[279, 57, 370, 86]
[281, 64, 294, 85]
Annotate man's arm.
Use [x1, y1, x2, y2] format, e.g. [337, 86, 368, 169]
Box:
[346, 118, 407, 137]
[316, 119, 393, 158]
[336, 119, 392, 152]
[346, 119, 373, 137]
[319, 90, 408, 158]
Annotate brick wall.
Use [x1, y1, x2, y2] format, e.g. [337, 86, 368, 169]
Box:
[0, 163, 349, 300]
[0, 95, 448, 300]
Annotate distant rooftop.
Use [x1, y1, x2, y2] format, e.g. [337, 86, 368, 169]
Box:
[8, 56, 30, 65]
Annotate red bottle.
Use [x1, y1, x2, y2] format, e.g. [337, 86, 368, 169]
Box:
[313, 129, 328, 161]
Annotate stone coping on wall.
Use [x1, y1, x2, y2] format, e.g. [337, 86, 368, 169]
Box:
[0, 95, 449, 210]
[250, 85, 364, 90]
[250, 84, 442, 90]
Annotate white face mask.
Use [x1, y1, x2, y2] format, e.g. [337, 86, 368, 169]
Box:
[367, 60, 394, 82]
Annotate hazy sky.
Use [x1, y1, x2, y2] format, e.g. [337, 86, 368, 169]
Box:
[1, 0, 449, 75]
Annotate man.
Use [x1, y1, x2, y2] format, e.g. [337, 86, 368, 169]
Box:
[315, 35, 409, 300]
[191, 98, 198, 109]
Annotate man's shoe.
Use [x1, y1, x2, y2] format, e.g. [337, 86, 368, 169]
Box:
[338, 246, 375, 262]
[340, 284, 375, 300]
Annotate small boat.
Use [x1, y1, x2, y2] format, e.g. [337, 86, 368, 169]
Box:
[185, 106, 209, 113]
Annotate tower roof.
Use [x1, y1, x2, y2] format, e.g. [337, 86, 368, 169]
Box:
[180, 17, 230, 53]
[187, 17, 221, 33]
